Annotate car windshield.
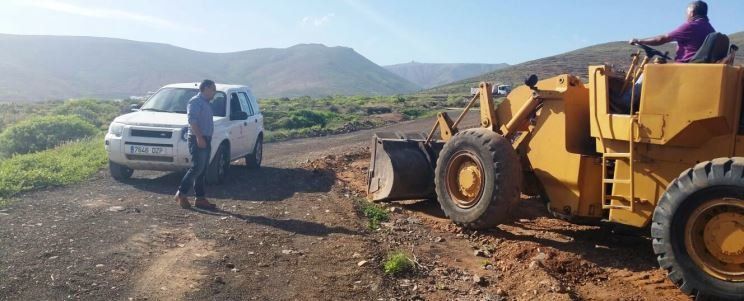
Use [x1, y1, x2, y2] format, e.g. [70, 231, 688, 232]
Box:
[139, 88, 226, 117]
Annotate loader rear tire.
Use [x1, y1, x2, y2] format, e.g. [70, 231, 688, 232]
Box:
[434, 128, 522, 229]
[652, 158, 744, 300]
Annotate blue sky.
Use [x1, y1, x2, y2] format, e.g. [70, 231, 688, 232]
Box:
[1, 0, 743, 65]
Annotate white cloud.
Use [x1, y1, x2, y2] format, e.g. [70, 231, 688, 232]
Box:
[301, 13, 335, 27]
[19, 0, 202, 32]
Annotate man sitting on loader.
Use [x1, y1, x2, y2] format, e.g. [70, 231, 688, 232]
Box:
[616, 0, 715, 113]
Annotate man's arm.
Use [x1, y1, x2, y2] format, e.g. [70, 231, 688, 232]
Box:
[187, 101, 208, 148]
[629, 35, 673, 46]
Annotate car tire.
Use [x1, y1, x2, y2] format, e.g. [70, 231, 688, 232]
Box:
[206, 144, 229, 185]
[109, 161, 134, 181]
[246, 136, 262, 169]
[652, 158, 744, 300]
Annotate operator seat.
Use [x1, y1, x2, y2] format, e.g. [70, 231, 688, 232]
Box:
[689, 32, 730, 63]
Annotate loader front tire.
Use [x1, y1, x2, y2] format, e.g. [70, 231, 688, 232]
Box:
[652, 158, 744, 300]
[434, 128, 522, 229]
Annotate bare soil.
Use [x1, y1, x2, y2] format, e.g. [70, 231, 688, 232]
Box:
[0, 113, 690, 300]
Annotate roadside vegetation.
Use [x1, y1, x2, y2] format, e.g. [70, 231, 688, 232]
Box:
[0, 99, 135, 202]
[356, 199, 390, 230]
[259, 94, 467, 142]
[383, 251, 415, 276]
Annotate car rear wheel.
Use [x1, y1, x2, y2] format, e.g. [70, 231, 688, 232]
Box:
[246, 136, 262, 169]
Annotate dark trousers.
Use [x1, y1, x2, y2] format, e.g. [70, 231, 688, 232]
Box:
[178, 135, 211, 197]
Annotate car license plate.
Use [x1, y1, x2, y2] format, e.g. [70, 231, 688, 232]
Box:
[126, 145, 171, 156]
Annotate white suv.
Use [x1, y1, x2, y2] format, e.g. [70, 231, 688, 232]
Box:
[105, 83, 264, 183]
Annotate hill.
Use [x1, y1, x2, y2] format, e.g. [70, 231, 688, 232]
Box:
[384, 62, 508, 88]
[427, 31, 744, 95]
[0, 34, 420, 102]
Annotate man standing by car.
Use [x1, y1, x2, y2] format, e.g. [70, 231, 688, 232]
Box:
[175, 80, 217, 210]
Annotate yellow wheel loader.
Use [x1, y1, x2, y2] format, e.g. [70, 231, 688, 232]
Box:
[368, 41, 743, 299]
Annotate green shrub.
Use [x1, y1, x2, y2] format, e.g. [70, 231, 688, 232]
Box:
[383, 251, 414, 276]
[358, 200, 389, 229]
[52, 99, 124, 129]
[0, 115, 99, 156]
[0, 136, 107, 199]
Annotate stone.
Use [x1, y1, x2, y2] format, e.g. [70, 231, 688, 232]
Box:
[357, 260, 369, 267]
[107, 206, 125, 212]
[226, 263, 236, 269]
[474, 249, 487, 257]
[433, 237, 444, 243]
[389, 207, 403, 213]
[473, 275, 485, 285]
[352, 252, 362, 258]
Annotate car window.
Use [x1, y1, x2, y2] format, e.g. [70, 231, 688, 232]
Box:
[210, 93, 227, 117]
[237, 92, 253, 116]
[140, 88, 197, 113]
[230, 93, 242, 115]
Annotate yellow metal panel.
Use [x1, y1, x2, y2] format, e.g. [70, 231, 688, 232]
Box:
[639, 64, 741, 146]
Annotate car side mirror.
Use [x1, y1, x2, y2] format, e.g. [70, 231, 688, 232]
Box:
[129, 103, 141, 112]
[230, 111, 248, 120]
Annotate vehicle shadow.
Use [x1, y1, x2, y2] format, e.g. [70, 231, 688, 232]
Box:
[190, 208, 360, 237]
[399, 197, 659, 273]
[125, 163, 336, 202]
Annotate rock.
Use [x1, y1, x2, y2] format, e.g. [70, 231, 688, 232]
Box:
[107, 206, 125, 212]
[532, 252, 549, 262]
[406, 217, 422, 224]
[226, 263, 236, 269]
[231, 268, 239, 273]
[95, 264, 105, 268]
[433, 237, 444, 243]
[352, 252, 362, 258]
[389, 207, 403, 213]
[473, 275, 485, 285]
[281, 249, 294, 255]
[528, 260, 542, 270]
[357, 260, 368, 267]
[227, 236, 236, 241]
[474, 249, 487, 257]
[496, 288, 506, 296]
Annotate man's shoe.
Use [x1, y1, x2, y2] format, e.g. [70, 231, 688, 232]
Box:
[175, 191, 191, 209]
[194, 198, 216, 210]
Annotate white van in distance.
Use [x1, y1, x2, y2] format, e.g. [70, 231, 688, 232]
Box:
[105, 83, 264, 183]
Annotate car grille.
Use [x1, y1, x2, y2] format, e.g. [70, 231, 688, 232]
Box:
[130, 129, 173, 139]
[125, 155, 174, 162]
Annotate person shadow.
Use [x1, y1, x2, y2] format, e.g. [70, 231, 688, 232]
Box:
[189, 207, 360, 237]
[124, 163, 335, 202]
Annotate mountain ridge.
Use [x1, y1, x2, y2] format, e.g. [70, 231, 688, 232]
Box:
[0, 34, 419, 102]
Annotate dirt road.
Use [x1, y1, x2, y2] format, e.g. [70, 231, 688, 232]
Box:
[0, 112, 690, 300]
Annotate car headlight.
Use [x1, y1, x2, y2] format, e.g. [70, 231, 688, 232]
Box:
[108, 123, 124, 137]
[180, 127, 189, 141]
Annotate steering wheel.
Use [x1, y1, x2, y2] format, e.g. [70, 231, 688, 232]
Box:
[632, 43, 673, 61]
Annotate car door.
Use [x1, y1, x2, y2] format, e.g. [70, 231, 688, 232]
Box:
[238, 91, 258, 154]
[228, 91, 248, 158]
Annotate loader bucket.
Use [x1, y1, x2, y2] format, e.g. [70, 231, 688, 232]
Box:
[367, 132, 444, 202]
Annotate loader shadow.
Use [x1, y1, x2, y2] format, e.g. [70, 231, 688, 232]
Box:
[190, 208, 359, 237]
[125, 163, 336, 202]
[400, 197, 659, 272]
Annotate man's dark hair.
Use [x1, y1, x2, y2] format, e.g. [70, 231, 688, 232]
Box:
[199, 79, 215, 91]
[689, 1, 708, 18]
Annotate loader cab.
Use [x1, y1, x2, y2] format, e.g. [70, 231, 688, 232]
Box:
[588, 63, 744, 227]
